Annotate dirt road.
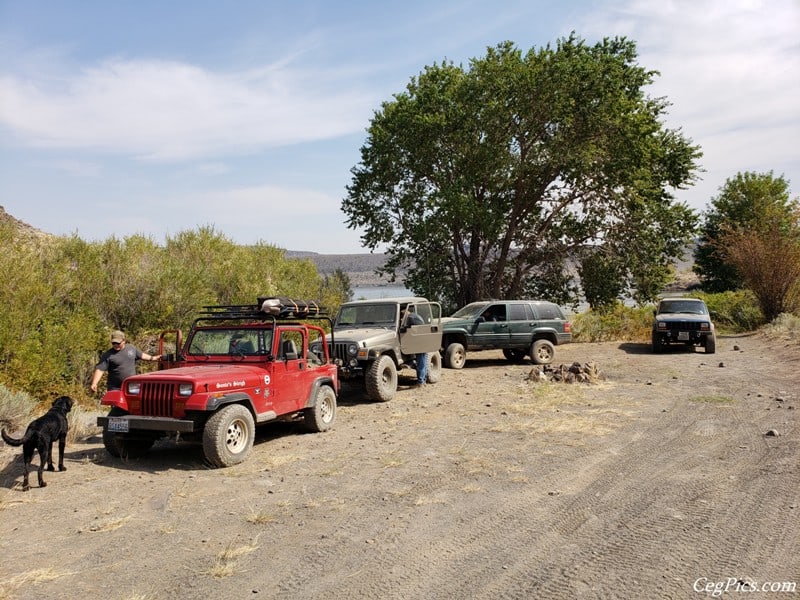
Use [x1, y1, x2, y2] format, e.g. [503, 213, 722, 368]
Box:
[1, 333, 798, 599]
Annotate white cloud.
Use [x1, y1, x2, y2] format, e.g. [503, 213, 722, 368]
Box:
[578, 0, 800, 206]
[0, 58, 377, 161]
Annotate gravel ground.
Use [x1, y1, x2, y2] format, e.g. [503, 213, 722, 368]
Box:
[1, 332, 798, 600]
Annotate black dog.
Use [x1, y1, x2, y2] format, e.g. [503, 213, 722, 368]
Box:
[1, 395, 73, 491]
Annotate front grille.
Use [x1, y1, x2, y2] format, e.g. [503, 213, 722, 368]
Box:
[662, 321, 706, 331]
[332, 342, 353, 363]
[141, 382, 177, 417]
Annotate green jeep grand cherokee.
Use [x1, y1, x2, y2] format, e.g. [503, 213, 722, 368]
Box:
[441, 300, 572, 369]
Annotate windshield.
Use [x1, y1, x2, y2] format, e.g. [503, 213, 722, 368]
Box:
[335, 304, 398, 328]
[658, 300, 708, 315]
[187, 328, 271, 356]
[449, 303, 489, 319]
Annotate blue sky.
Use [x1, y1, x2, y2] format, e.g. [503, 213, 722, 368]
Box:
[1, 0, 798, 254]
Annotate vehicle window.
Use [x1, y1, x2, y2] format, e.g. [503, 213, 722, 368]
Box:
[450, 303, 486, 318]
[408, 302, 440, 324]
[336, 304, 397, 326]
[508, 304, 528, 320]
[659, 300, 707, 315]
[536, 304, 563, 320]
[308, 329, 325, 364]
[481, 304, 506, 321]
[280, 330, 304, 359]
[188, 329, 269, 356]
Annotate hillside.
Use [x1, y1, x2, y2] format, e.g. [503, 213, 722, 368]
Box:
[285, 250, 397, 286]
[0, 205, 52, 241]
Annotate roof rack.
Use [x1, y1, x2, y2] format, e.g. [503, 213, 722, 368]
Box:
[196, 297, 328, 322]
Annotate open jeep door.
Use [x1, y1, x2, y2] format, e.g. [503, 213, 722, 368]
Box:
[399, 301, 442, 355]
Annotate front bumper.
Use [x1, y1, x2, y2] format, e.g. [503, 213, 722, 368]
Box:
[97, 415, 196, 433]
[654, 330, 710, 344]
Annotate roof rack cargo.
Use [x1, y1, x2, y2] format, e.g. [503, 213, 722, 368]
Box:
[195, 297, 328, 322]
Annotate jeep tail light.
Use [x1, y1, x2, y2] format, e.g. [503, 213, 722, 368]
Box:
[126, 381, 141, 395]
[178, 383, 193, 397]
[564, 322, 571, 333]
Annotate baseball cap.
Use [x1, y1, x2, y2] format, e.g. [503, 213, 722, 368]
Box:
[110, 330, 126, 343]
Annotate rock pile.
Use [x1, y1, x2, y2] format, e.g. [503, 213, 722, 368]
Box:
[526, 362, 605, 384]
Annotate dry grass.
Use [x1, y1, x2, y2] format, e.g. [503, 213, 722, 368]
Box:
[414, 493, 449, 506]
[0, 568, 74, 598]
[484, 381, 635, 437]
[259, 453, 303, 470]
[0, 488, 37, 513]
[83, 515, 132, 533]
[67, 405, 101, 443]
[689, 395, 735, 404]
[202, 537, 260, 579]
[246, 506, 278, 525]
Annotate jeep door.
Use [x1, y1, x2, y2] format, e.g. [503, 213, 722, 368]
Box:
[399, 302, 443, 354]
[472, 303, 510, 349]
[507, 302, 536, 349]
[271, 329, 311, 414]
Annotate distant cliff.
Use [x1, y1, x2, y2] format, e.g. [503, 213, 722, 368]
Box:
[285, 251, 403, 286]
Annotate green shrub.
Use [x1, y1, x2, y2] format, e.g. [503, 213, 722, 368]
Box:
[762, 313, 800, 340]
[690, 290, 764, 333]
[570, 303, 654, 343]
[570, 291, 766, 343]
[0, 383, 37, 430]
[0, 224, 351, 406]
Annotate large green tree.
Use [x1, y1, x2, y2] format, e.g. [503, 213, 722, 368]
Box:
[343, 35, 701, 309]
[694, 171, 798, 293]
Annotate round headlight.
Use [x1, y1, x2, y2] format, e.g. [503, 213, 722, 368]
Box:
[347, 343, 358, 356]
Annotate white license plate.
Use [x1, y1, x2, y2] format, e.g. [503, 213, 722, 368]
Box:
[677, 331, 690, 341]
[108, 417, 130, 433]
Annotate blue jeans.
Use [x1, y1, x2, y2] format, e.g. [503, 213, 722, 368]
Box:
[415, 353, 428, 384]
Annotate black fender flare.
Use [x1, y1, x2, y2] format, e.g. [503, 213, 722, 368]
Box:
[204, 392, 256, 416]
[304, 377, 338, 408]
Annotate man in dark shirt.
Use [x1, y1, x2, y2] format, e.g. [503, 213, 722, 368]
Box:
[90, 330, 160, 392]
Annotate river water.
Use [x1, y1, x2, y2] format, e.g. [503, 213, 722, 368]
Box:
[352, 285, 412, 300]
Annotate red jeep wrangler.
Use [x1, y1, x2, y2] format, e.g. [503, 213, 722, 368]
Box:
[96, 297, 339, 467]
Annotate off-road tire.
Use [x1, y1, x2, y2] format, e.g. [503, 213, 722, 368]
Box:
[366, 355, 397, 402]
[530, 339, 555, 365]
[426, 352, 442, 384]
[503, 349, 527, 363]
[444, 343, 466, 369]
[705, 333, 716, 354]
[304, 385, 337, 432]
[101, 407, 155, 459]
[203, 404, 255, 468]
